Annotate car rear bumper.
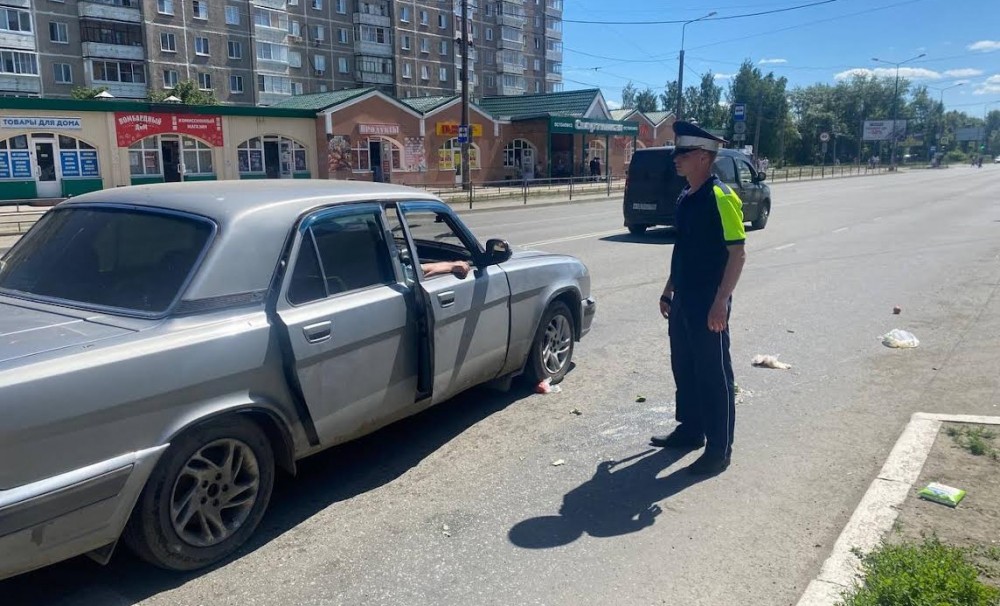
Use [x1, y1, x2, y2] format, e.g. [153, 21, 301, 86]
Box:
[580, 296, 596, 338]
[0, 445, 167, 580]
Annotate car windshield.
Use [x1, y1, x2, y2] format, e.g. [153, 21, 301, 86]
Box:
[0, 206, 214, 314]
[628, 151, 678, 184]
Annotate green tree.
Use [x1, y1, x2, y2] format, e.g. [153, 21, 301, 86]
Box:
[682, 72, 727, 129]
[70, 86, 110, 100]
[620, 81, 638, 110]
[660, 80, 680, 115]
[726, 60, 789, 160]
[149, 79, 219, 105]
[634, 88, 658, 112]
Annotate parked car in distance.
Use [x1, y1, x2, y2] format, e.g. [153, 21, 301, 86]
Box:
[623, 147, 772, 234]
[0, 180, 595, 579]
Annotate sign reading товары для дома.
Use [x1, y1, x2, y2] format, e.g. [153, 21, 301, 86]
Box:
[1, 116, 83, 130]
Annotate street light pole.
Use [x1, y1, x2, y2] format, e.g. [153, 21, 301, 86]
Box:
[927, 82, 963, 152]
[460, 0, 470, 192]
[872, 53, 925, 170]
[675, 11, 715, 121]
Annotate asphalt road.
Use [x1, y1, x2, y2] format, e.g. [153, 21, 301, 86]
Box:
[4, 166, 1000, 605]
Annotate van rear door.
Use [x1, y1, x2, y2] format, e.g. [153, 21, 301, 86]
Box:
[624, 150, 684, 226]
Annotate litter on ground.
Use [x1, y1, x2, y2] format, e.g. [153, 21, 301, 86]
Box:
[881, 329, 920, 349]
[751, 355, 792, 370]
[535, 378, 562, 394]
[551, 459, 566, 467]
[918, 482, 966, 507]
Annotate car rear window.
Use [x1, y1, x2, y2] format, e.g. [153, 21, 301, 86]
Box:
[0, 206, 214, 314]
[628, 150, 678, 184]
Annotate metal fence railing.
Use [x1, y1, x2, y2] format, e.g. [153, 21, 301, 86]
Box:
[0, 205, 47, 237]
[427, 175, 626, 208]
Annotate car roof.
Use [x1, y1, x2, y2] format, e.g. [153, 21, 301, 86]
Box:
[60, 180, 442, 303]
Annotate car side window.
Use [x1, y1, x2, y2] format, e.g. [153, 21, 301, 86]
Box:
[287, 211, 395, 305]
[713, 157, 738, 185]
[399, 210, 476, 266]
[736, 160, 756, 184]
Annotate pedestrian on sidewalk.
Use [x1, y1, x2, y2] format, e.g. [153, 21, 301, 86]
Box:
[652, 121, 747, 476]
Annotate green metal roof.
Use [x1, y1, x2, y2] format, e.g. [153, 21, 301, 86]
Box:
[478, 89, 602, 119]
[268, 87, 376, 111]
[610, 109, 635, 121]
[400, 95, 458, 113]
[643, 111, 674, 126]
[0, 96, 317, 118]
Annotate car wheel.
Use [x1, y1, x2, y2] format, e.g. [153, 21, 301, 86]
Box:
[123, 416, 275, 571]
[751, 200, 770, 230]
[526, 301, 575, 385]
[627, 224, 648, 235]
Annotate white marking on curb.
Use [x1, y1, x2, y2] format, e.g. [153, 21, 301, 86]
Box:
[775, 243, 796, 251]
[795, 413, 1000, 606]
[521, 229, 624, 248]
[833, 227, 849, 234]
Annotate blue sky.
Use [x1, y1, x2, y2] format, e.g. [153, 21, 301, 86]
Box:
[561, 0, 1000, 118]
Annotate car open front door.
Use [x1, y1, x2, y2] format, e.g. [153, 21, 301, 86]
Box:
[392, 202, 511, 404]
[275, 204, 419, 445]
[734, 157, 763, 219]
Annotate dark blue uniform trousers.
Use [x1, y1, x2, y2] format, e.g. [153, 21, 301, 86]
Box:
[669, 293, 736, 461]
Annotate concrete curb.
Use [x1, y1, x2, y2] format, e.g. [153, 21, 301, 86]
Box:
[796, 413, 1000, 605]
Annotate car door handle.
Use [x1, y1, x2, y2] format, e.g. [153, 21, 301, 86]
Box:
[303, 321, 332, 344]
[437, 291, 456, 308]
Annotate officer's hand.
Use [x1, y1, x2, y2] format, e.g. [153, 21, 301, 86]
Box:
[659, 299, 671, 319]
[708, 300, 728, 333]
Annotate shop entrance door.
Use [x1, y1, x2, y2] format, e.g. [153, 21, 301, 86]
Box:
[161, 140, 181, 182]
[369, 140, 384, 182]
[264, 141, 281, 178]
[34, 141, 60, 198]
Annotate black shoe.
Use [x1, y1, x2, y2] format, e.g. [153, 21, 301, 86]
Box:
[650, 430, 705, 450]
[686, 453, 730, 476]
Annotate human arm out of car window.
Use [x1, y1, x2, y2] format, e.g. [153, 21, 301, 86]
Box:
[421, 260, 471, 279]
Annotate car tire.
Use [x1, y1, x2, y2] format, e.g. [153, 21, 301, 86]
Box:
[627, 224, 648, 235]
[751, 200, 770, 230]
[123, 416, 275, 571]
[526, 301, 575, 385]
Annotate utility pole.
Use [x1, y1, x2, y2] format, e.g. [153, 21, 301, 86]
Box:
[872, 53, 925, 170]
[675, 12, 715, 121]
[460, 0, 471, 191]
[752, 94, 763, 163]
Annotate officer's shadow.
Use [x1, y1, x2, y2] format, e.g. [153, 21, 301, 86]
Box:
[508, 447, 707, 549]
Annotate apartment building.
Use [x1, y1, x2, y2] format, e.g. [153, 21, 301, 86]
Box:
[0, 0, 562, 105]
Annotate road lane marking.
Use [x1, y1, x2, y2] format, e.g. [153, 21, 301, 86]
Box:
[833, 227, 849, 233]
[774, 243, 796, 251]
[520, 229, 625, 248]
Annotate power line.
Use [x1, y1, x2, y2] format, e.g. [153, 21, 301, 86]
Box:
[562, 0, 839, 25]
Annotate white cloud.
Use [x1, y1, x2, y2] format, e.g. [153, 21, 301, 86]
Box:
[973, 74, 1000, 95]
[968, 40, 1000, 52]
[834, 67, 942, 81]
[953, 79, 971, 85]
[606, 99, 623, 110]
[758, 58, 787, 65]
[714, 73, 735, 80]
[944, 68, 983, 78]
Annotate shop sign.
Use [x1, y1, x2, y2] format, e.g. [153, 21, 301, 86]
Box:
[436, 122, 483, 137]
[60, 151, 80, 177]
[80, 150, 100, 177]
[9, 151, 31, 178]
[403, 137, 426, 172]
[550, 117, 640, 136]
[359, 123, 400, 136]
[1, 116, 82, 130]
[115, 112, 224, 147]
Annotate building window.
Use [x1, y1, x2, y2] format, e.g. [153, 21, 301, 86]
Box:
[438, 14, 447, 28]
[439, 67, 448, 82]
[438, 138, 480, 170]
[228, 40, 242, 59]
[288, 51, 302, 67]
[92, 60, 145, 83]
[351, 137, 401, 172]
[128, 138, 161, 176]
[257, 74, 292, 94]
[503, 139, 536, 168]
[338, 57, 349, 73]
[357, 25, 386, 44]
[80, 20, 144, 46]
[420, 65, 428, 80]
[226, 6, 240, 24]
[419, 38, 429, 53]
[256, 42, 289, 62]
[49, 22, 68, 44]
[237, 136, 307, 176]
[181, 136, 214, 174]
[312, 25, 326, 42]
[535, 81, 541, 93]
[0, 7, 31, 33]
[254, 8, 289, 29]
[157, 0, 174, 15]
[313, 54, 326, 72]
[192, 0, 208, 19]
[313, 0, 324, 9]
[160, 32, 176, 52]
[335, 0, 345, 12]
[163, 69, 179, 88]
[439, 40, 448, 55]
[401, 35, 410, 50]
[535, 37, 541, 50]
[230, 74, 244, 93]
[338, 28, 349, 43]
[534, 58, 541, 71]
[53, 63, 72, 84]
[400, 6, 410, 22]
[289, 20, 302, 37]
[419, 10, 428, 25]
[198, 72, 212, 90]
[319, 84, 327, 92]
[195, 37, 210, 56]
[485, 74, 495, 87]
[292, 82, 303, 95]
[402, 63, 411, 79]
[486, 28, 492, 42]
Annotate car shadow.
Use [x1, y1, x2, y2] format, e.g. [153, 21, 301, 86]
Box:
[600, 228, 677, 245]
[508, 447, 710, 549]
[0, 381, 545, 605]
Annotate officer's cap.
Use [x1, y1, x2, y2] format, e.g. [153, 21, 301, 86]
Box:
[673, 120, 727, 153]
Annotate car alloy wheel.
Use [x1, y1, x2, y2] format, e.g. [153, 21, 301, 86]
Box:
[541, 314, 573, 375]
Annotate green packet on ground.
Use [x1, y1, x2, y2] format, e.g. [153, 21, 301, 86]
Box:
[918, 482, 967, 507]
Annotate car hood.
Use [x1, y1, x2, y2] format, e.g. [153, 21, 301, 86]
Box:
[0, 300, 137, 365]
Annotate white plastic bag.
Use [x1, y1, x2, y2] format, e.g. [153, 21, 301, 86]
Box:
[881, 329, 919, 349]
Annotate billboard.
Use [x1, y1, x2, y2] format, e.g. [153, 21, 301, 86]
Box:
[955, 127, 985, 142]
[863, 120, 907, 141]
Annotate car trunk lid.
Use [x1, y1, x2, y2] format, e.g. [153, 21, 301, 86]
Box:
[0, 300, 136, 365]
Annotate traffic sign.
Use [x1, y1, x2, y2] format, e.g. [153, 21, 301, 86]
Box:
[733, 122, 747, 135]
[458, 125, 469, 144]
[821, 141, 828, 154]
[733, 133, 746, 142]
[820, 132, 830, 142]
[733, 103, 747, 121]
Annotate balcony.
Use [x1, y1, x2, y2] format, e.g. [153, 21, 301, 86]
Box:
[545, 71, 561, 82]
[357, 71, 393, 85]
[497, 61, 524, 75]
[256, 60, 291, 74]
[0, 31, 35, 51]
[82, 42, 145, 61]
[499, 83, 524, 96]
[546, 48, 562, 61]
[0, 74, 40, 95]
[0, 0, 29, 7]
[498, 37, 524, 50]
[545, 0, 563, 16]
[93, 81, 147, 99]
[497, 14, 526, 27]
[251, 0, 287, 9]
[79, 0, 141, 23]
[545, 27, 562, 41]
[258, 90, 292, 106]
[355, 41, 393, 57]
[254, 27, 289, 45]
[353, 13, 391, 27]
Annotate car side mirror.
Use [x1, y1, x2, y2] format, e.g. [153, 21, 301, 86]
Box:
[756, 171, 767, 182]
[485, 238, 513, 264]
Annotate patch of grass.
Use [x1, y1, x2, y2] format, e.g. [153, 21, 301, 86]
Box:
[839, 537, 1000, 606]
[947, 425, 1000, 461]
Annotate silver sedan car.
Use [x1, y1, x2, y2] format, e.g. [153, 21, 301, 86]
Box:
[0, 181, 595, 579]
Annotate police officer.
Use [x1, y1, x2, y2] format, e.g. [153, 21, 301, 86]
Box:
[650, 121, 747, 476]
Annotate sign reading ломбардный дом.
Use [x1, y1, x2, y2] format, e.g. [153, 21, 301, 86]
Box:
[550, 118, 640, 136]
[115, 113, 224, 147]
[1, 116, 83, 130]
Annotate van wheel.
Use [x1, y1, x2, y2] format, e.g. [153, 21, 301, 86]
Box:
[627, 224, 648, 235]
[751, 201, 770, 230]
[526, 301, 575, 385]
[123, 416, 275, 571]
